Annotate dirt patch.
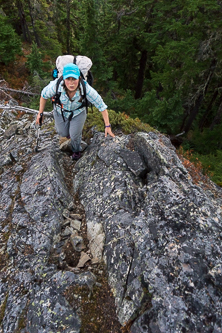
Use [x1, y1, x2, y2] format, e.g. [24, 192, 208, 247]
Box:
[63, 239, 81, 267]
[126, 134, 135, 151]
[64, 265, 122, 333]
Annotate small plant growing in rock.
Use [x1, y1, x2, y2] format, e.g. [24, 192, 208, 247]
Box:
[83, 108, 155, 139]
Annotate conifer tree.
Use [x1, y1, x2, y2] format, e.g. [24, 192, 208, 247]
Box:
[0, 14, 21, 64]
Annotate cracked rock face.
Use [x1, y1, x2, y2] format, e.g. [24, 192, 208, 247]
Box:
[74, 132, 222, 332]
[0, 109, 99, 332]
[1, 105, 222, 333]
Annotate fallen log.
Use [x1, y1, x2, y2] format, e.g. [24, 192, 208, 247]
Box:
[0, 87, 39, 96]
[0, 104, 53, 117]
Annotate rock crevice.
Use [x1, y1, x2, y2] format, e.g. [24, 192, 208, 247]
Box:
[0, 110, 121, 332]
[0, 108, 222, 332]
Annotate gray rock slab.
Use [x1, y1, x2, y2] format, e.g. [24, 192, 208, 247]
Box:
[3, 123, 18, 139]
[74, 132, 222, 332]
[0, 111, 97, 333]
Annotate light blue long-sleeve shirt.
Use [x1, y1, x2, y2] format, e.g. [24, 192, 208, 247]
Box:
[41, 78, 108, 119]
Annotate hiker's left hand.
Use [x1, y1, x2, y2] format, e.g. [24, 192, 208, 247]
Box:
[105, 127, 115, 138]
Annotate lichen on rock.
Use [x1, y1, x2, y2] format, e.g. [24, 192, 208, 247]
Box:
[1, 105, 222, 333]
[0, 108, 121, 332]
[74, 131, 222, 332]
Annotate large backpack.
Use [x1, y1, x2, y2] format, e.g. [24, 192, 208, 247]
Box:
[51, 55, 94, 120]
[52, 55, 94, 86]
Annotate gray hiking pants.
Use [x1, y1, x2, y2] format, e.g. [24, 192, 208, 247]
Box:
[54, 109, 87, 152]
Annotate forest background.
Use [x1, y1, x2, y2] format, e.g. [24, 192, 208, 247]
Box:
[0, 0, 221, 186]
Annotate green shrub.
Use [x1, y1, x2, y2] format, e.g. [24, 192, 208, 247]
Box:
[26, 42, 43, 75]
[178, 147, 222, 187]
[183, 124, 222, 155]
[192, 150, 222, 187]
[84, 108, 155, 137]
[104, 88, 184, 135]
[0, 15, 21, 65]
[104, 89, 137, 116]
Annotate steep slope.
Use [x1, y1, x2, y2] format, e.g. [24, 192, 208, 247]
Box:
[74, 132, 222, 332]
[0, 105, 222, 332]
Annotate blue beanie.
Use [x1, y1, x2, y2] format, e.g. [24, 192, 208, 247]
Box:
[63, 63, 80, 80]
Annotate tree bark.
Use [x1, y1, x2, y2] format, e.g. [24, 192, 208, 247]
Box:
[181, 59, 217, 133]
[66, 0, 71, 53]
[183, 94, 204, 133]
[210, 97, 222, 130]
[199, 89, 219, 131]
[27, 0, 41, 47]
[16, 0, 31, 43]
[135, 50, 148, 100]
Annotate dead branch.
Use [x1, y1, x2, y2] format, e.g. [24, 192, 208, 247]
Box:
[0, 87, 39, 96]
[0, 104, 53, 117]
[0, 90, 12, 100]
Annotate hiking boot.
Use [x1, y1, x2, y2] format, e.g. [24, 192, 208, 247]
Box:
[71, 151, 81, 160]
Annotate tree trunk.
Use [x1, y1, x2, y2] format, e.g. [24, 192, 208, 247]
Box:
[210, 97, 222, 130]
[135, 50, 148, 99]
[181, 59, 217, 133]
[199, 89, 219, 131]
[27, 0, 41, 47]
[66, 0, 71, 53]
[16, 0, 31, 43]
[182, 94, 204, 133]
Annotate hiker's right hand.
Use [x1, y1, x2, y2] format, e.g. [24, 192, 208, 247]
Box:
[36, 113, 43, 126]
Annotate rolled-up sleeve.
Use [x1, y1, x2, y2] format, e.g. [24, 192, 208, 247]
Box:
[41, 80, 57, 99]
[85, 82, 107, 112]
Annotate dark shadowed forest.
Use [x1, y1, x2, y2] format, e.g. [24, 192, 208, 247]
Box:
[0, 0, 221, 185]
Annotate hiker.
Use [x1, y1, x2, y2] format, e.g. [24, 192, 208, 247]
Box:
[36, 63, 115, 160]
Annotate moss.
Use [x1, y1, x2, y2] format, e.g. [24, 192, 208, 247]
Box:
[14, 297, 29, 333]
[0, 251, 10, 272]
[0, 293, 9, 325]
[2, 231, 11, 242]
[64, 265, 122, 333]
[15, 307, 28, 332]
[91, 160, 96, 167]
[91, 155, 99, 167]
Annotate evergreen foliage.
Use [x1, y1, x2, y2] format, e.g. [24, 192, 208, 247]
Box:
[26, 42, 43, 75]
[0, 0, 221, 185]
[182, 124, 222, 155]
[84, 108, 155, 137]
[196, 150, 222, 186]
[0, 14, 21, 65]
[178, 147, 222, 187]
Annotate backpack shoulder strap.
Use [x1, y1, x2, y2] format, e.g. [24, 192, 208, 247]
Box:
[52, 76, 63, 107]
[79, 76, 86, 97]
[73, 56, 77, 64]
[56, 76, 63, 94]
[79, 76, 89, 113]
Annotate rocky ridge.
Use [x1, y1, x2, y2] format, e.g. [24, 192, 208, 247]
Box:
[74, 132, 222, 332]
[0, 107, 121, 333]
[0, 105, 222, 332]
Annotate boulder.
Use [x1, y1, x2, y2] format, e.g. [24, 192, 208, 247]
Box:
[74, 132, 222, 332]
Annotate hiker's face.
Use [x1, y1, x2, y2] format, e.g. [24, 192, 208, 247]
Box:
[65, 77, 79, 91]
